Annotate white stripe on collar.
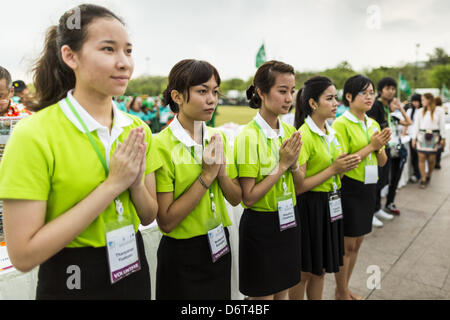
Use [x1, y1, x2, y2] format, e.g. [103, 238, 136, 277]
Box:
[343, 110, 373, 128]
[59, 90, 132, 133]
[169, 115, 209, 148]
[305, 116, 336, 140]
[254, 111, 285, 139]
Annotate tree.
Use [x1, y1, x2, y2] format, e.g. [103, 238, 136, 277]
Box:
[430, 64, 450, 88]
[427, 47, 450, 67]
[125, 76, 168, 96]
[221, 78, 246, 92]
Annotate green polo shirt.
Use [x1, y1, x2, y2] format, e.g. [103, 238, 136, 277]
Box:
[298, 117, 344, 192]
[234, 117, 297, 212]
[153, 124, 237, 240]
[332, 111, 381, 183]
[0, 102, 161, 248]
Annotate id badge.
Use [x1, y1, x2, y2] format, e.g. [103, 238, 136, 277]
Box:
[277, 193, 297, 231]
[365, 165, 378, 184]
[207, 223, 230, 263]
[328, 192, 343, 222]
[105, 220, 141, 284]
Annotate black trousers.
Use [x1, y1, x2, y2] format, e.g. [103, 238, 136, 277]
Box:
[409, 140, 421, 179]
[375, 147, 405, 211]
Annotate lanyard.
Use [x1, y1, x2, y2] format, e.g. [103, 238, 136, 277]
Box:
[350, 111, 373, 162]
[319, 135, 338, 192]
[185, 125, 218, 219]
[384, 106, 392, 128]
[65, 97, 124, 219]
[253, 120, 289, 194]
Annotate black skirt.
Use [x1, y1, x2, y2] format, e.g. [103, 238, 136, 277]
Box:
[36, 231, 151, 300]
[239, 208, 301, 297]
[297, 191, 344, 276]
[156, 228, 231, 300]
[341, 175, 377, 237]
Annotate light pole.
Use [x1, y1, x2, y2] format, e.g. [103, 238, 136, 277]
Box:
[414, 43, 420, 91]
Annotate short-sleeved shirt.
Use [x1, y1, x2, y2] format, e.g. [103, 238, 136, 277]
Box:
[234, 112, 297, 212]
[153, 116, 237, 240]
[332, 111, 381, 183]
[298, 116, 344, 192]
[0, 91, 162, 248]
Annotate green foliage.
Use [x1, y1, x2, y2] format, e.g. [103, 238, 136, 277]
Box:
[124, 48, 449, 100]
[430, 64, 450, 88]
[125, 75, 168, 96]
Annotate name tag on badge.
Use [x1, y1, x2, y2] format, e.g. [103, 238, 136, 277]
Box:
[329, 192, 343, 222]
[277, 195, 297, 231]
[365, 165, 378, 184]
[105, 224, 141, 284]
[207, 223, 230, 263]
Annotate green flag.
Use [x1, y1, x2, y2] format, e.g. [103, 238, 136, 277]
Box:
[255, 44, 267, 68]
[398, 74, 411, 96]
[442, 83, 450, 99]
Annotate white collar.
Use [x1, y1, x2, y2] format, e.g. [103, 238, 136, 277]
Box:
[59, 90, 132, 133]
[254, 111, 285, 139]
[169, 115, 209, 148]
[305, 116, 336, 138]
[343, 110, 373, 128]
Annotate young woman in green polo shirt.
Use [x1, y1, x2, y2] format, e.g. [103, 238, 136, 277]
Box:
[235, 60, 302, 300]
[288, 76, 361, 300]
[332, 75, 390, 300]
[0, 4, 160, 299]
[153, 59, 242, 300]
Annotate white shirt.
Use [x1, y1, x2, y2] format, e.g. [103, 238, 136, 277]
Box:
[253, 111, 285, 139]
[59, 90, 133, 166]
[168, 115, 209, 148]
[412, 107, 446, 139]
[305, 115, 338, 146]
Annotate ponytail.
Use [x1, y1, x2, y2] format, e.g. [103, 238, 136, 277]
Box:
[32, 26, 75, 111]
[294, 88, 309, 129]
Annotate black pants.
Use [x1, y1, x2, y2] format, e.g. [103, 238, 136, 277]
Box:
[36, 231, 151, 300]
[409, 140, 420, 179]
[375, 147, 405, 211]
[436, 146, 443, 167]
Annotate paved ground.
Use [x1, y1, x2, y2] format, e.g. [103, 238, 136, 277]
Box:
[322, 156, 450, 300]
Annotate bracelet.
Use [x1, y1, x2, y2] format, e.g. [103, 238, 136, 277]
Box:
[290, 164, 300, 173]
[198, 175, 210, 189]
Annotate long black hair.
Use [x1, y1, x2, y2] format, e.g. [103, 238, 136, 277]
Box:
[294, 76, 334, 129]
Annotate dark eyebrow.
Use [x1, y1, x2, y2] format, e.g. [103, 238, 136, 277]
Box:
[277, 85, 295, 90]
[100, 40, 133, 46]
[200, 84, 219, 89]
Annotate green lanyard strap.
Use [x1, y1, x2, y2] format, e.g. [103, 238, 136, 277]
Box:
[319, 135, 338, 191]
[384, 106, 391, 128]
[65, 97, 109, 175]
[253, 119, 288, 193]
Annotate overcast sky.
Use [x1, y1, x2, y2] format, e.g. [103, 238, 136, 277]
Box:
[1, 0, 449, 84]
